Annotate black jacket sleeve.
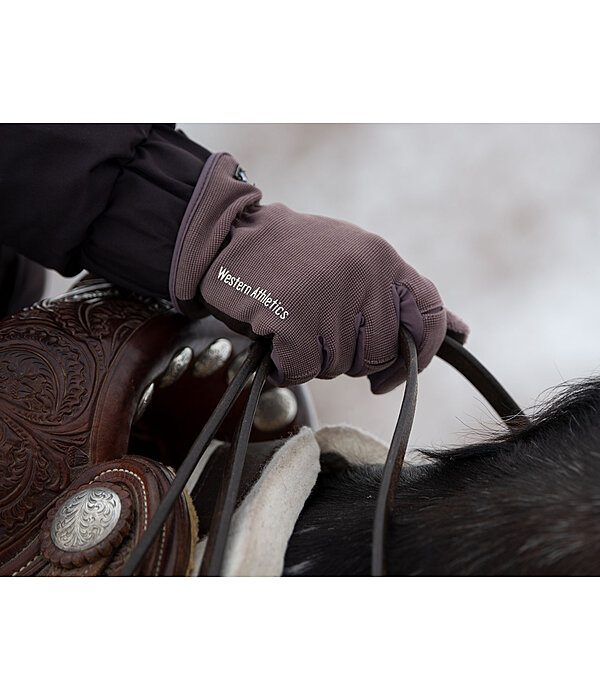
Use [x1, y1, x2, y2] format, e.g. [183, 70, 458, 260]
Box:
[0, 124, 210, 298]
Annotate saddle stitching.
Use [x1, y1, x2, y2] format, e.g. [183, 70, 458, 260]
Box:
[152, 526, 167, 577]
[11, 553, 42, 576]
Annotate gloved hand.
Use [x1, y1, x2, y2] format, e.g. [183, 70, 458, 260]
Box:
[169, 153, 468, 393]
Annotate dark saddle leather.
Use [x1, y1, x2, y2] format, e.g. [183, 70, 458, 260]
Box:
[0, 276, 313, 576]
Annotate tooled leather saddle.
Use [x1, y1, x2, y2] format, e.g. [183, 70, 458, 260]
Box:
[0, 275, 314, 576]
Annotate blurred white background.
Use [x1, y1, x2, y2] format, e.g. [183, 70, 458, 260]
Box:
[46, 124, 600, 452]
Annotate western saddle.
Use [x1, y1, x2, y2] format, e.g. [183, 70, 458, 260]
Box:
[0, 276, 313, 576]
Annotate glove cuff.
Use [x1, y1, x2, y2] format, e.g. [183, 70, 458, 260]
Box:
[169, 152, 262, 314]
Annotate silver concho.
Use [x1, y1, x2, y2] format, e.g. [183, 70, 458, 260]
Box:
[193, 338, 233, 378]
[159, 347, 193, 388]
[50, 487, 122, 552]
[134, 382, 154, 423]
[253, 388, 298, 432]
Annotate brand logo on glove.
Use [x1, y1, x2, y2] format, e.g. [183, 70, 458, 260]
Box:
[217, 266, 289, 320]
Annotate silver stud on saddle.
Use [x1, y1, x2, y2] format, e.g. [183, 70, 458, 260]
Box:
[159, 347, 193, 388]
[134, 383, 154, 423]
[193, 338, 233, 378]
[253, 388, 298, 432]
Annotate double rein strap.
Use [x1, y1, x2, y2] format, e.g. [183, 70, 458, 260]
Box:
[122, 330, 531, 577]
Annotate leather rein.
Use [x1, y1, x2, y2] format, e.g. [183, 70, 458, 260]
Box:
[121, 331, 531, 577]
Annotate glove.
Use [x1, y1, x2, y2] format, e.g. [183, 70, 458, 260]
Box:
[169, 153, 468, 393]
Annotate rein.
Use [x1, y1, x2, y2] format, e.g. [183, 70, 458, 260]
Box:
[371, 333, 531, 576]
[122, 331, 531, 577]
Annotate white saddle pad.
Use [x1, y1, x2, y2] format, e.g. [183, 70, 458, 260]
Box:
[191, 425, 388, 576]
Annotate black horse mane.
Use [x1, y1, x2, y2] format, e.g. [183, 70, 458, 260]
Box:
[284, 377, 600, 576]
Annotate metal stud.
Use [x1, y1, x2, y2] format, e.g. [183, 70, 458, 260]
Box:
[134, 383, 154, 423]
[253, 388, 298, 432]
[159, 347, 193, 388]
[193, 338, 233, 378]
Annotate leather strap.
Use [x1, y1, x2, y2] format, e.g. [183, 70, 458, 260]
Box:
[371, 327, 418, 576]
[122, 329, 530, 577]
[436, 336, 531, 433]
[199, 353, 270, 575]
[371, 332, 531, 576]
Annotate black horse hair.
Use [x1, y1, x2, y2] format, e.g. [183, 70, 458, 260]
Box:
[283, 377, 600, 576]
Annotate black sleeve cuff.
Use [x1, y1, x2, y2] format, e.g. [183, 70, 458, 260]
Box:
[80, 125, 211, 299]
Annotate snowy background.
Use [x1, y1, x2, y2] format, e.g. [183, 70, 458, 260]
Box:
[46, 124, 600, 452]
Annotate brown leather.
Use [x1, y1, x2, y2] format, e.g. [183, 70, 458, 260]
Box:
[0, 275, 314, 576]
[0, 277, 200, 575]
[35, 455, 195, 577]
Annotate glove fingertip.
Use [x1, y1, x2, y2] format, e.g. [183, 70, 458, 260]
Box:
[368, 367, 407, 395]
[446, 310, 470, 345]
[368, 376, 388, 395]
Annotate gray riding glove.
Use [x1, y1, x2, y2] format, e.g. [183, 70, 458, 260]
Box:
[169, 153, 469, 393]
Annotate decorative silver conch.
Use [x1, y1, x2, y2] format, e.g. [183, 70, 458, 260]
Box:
[50, 486, 122, 552]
